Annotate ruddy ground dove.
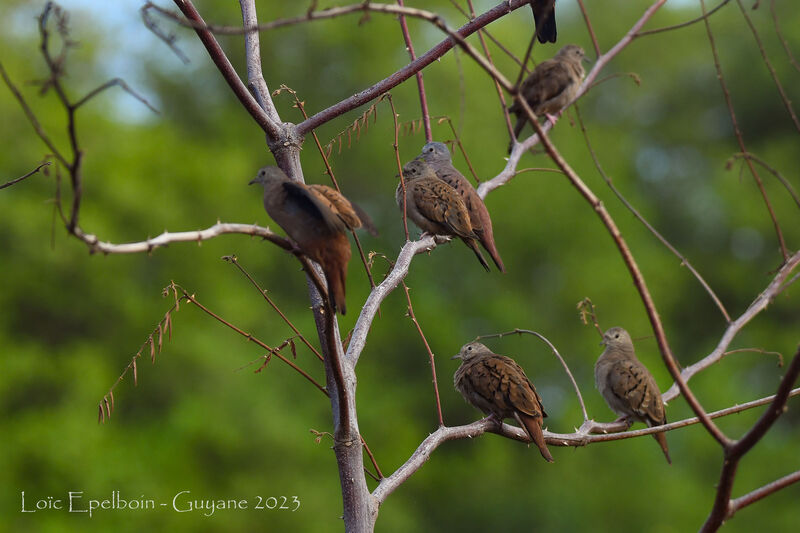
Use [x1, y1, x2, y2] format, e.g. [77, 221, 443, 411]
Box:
[396, 159, 490, 271]
[594, 327, 671, 464]
[415, 142, 505, 273]
[453, 341, 554, 462]
[249, 166, 371, 315]
[509, 44, 586, 150]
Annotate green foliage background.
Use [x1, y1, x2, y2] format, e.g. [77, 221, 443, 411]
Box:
[1, 1, 798, 531]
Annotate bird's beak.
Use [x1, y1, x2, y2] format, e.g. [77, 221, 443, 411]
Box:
[248, 178, 258, 185]
[583, 56, 592, 64]
[599, 339, 606, 346]
[451, 354, 461, 360]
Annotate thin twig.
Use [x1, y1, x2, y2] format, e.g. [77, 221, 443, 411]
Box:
[770, 0, 800, 74]
[387, 93, 410, 241]
[169, 0, 279, 137]
[396, 0, 432, 142]
[277, 85, 378, 294]
[728, 153, 800, 210]
[637, 0, 732, 37]
[477, 329, 589, 422]
[447, 0, 526, 70]
[223, 255, 324, 361]
[735, 0, 800, 134]
[0, 161, 51, 190]
[466, 0, 514, 139]
[0, 61, 67, 166]
[576, 0, 601, 58]
[574, 105, 732, 323]
[73, 78, 159, 113]
[699, 0, 789, 263]
[401, 281, 444, 426]
[728, 470, 800, 516]
[180, 284, 329, 395]
[664, 250, 800, 401]
[576, 297, 603, 337]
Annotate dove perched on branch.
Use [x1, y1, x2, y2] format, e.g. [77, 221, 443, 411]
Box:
[249, 166, 373, 314]
[509, 44, 587, 150]
[416, 142, 505, 273]
[453, 341, 554, 462]
[594, 327, 672, 464]
[396, 159, 490, 271]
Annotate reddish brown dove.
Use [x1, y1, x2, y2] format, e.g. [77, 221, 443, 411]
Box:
[509, 44, 586, 150]
[594, 327, 671, 464]
[396, 159, 490, 271]
[415, 142, 505, 273]
[531, 0, 557, 44]
[453, 341, 554, 462]
[249, 166, 371, 315]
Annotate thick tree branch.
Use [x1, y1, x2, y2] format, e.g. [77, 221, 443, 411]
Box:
[68, 222, 289, 254]
[171, 0, 280, 138]
[482, 0, 670, 197]
[347, 235, 448, 365]
[701, 346, 800, 532]
[373, 387, 800, 505]
[297, 0, 530, 135]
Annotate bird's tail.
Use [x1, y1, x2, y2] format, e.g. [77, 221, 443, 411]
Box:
[652, 431, 672, 465]
[515, 412, 554, 463]
[477, 228, 506, 273]
[324, 266, 347, 315]
[531, 1, 557, 44]
[320, 236, 351, 315]
[463, 237, 491, 272]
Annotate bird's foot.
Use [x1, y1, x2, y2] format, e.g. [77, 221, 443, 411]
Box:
[544, 113, 560, 127]
[615, 416, 634, 429]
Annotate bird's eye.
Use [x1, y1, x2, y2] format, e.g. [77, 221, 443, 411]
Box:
[615, 334, 619, 338]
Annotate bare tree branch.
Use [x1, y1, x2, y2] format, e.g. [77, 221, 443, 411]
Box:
[664, 251, 800, 401]
[373, 387, 800, 505]
[170, 0, 281, 139]
[701, 346, 800, 532]
[0, 161, 51, 191]
[699, 0, 789, 263]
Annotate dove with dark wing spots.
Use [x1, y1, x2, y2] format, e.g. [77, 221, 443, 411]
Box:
[595, 327, 672, 464]
[453, 341, 554, 462]
[416, 142, 505, 273]
[397, 159, 490, 271]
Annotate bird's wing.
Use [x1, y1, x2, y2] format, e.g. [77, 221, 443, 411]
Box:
[434, 166, 485, 233]
[309, 184, 379, 237]
[281, 181, 347, 234]
[520, 61, 575, 108]
[411, 178, 474, 238]
[489, 356, 547, 419]
[607, 359, 665, 426]
[307, 184, 364, 230]
[461, 357, 509, 414]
